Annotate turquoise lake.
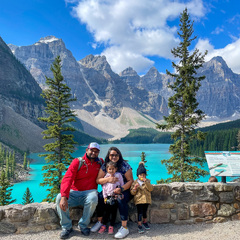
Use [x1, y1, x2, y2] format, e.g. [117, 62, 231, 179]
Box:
[12, 143, 212, 204]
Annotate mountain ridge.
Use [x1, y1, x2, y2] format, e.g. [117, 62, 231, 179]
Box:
[7, 35, 240, 139]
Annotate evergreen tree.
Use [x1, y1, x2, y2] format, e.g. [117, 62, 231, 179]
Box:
[5, 152, 9, 179]
[27, 159, 30, 169]
[12, 151, 16, 177]
[140, 152, 148, 171]
[0, 170, 16, 206]
[23, 152, 27, 170]
[39, 56, 77, 202]
[157, 8, 207, 183]
[0, 144, 3, 169]
[22, 187, 34, 205]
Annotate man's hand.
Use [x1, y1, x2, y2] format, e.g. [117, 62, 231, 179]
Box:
[60, 197, 68, 212]
[108, 176, 119, 183]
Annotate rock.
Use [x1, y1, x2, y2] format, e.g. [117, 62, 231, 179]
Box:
[0, 209, 3, 220]
[218, 204, 235, 217]
[190, 203, 217, 217]
[172, 191, 194, 203]
[219, 192, 234, 203]
[152, 185, 171, 201]
[234, 186, 240, 201]
[232, 213, 240, 220]
[196, 187, 219, 202]
[178, 203, 189, 220]
[215, 184, 234, 192]
[4, 205, 36, 222]
[33, 206, 59, 224]
[150, 209, 170, 223]
[0, 221, 17, 234]
[213, 217, 227, 223]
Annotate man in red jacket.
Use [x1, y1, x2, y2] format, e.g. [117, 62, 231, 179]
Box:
[56, 142, 103, 239]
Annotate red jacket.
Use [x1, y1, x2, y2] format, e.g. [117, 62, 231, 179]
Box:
[60, 153, 103, 199]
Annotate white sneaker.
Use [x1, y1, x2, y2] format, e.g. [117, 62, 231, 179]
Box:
[114, 226, 129, 239]
[90, 221, 103, 232]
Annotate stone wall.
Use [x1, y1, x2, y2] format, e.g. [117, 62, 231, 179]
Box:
[1, 182, 240, 234]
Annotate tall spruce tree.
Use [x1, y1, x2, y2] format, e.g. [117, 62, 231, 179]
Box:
[0, 170, 16, 206]
[23, 152, 27, 170]
[157, 8, 207, 183]
[39, 56, 77, 202]
[22, 187, 34, 205]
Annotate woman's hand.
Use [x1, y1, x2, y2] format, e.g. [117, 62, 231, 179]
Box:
[107, 176, 119, 183]
[114, 187, 122, 194]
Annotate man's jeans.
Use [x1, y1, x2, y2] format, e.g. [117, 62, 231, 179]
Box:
[56, 190, 98, 230]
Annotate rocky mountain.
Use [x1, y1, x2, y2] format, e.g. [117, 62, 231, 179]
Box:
[0, 37, 46, 151]
[7, 35, 240, 139]
[121, 56, 240, 120]
[9, 36, 168, 139]
[197, 56, 240, 118]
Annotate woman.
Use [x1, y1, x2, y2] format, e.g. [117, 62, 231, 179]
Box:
[91, 147, 134, 239]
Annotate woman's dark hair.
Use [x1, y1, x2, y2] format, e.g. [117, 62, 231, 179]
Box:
[105, 147, 124, 170]
[106, 161, 118, 170]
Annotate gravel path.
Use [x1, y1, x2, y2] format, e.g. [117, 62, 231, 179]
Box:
[1, 221, 240, 240]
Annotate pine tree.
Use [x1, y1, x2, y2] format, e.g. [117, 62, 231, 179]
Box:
[23, 152, 27, 170]
[5, 152, 9, 179]
[0, 144, 3, 169]
[0, 170, 16, 206]
[22, 187, 34, 205]
[11, 151, 16, 179]
[38, 56, 77, 202]
[140, 152, 148, 171]
[157, 8, 208, 183]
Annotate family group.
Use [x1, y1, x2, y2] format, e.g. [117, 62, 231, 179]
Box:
[56, 142, 153, 239]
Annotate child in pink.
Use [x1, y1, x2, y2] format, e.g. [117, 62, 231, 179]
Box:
[98, 161, 124, 235]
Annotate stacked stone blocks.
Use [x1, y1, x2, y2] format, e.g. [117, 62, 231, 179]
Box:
[1, 182, 240, 234]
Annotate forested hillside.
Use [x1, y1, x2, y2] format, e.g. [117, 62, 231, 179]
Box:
[190, 120, 240, 157]
[112, 128, 173, 144]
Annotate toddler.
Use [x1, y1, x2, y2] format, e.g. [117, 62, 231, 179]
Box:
[130, 162, 153, 233]
[98, 161, 124, 235]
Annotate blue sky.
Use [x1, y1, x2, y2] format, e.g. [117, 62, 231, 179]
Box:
[1, 0, 240, 75]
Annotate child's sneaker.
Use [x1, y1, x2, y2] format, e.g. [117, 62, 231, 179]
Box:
[91, 221, 103, 232]
[138, 225, 144, 234]
[108, 226, 114, 235]
[142, 222, 150, 230]
[98, 225, 107, 234]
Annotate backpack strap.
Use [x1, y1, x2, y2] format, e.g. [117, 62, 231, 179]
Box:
[77, 157, 103, 173]
[77, 157, 85, 171]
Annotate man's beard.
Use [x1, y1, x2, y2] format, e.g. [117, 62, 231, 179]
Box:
[87, 153, 97, 160]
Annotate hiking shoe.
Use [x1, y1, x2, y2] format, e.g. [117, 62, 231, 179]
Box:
[91, 221, 103, 232]
[81, 227, 90, 236]
[114, 226, 129, 239]
[98, 225, 107, 234]
[60, 228, 73, 239]
[108, 226, 114, 235]
[138, 225, 144, 234]
[142, 222, 150, 230]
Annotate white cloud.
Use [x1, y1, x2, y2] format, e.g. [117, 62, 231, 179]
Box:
[67, 0, 206, 73]
[211, 27, 224, 35]
[196, 38, 240, 74]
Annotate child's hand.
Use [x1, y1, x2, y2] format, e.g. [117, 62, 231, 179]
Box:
[104, 198, 107, 204]
[134, 183, 139, 190]
[142, 177, 147, 182]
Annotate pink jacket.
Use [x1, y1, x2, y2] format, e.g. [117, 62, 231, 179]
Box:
[102, 172, 124, 198]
